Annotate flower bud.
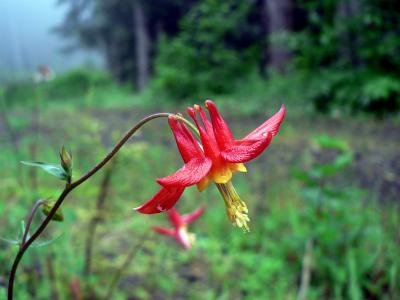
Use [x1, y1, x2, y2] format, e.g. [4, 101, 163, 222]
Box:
[42, 200, 64, 222]
[60, 146, 72, 178]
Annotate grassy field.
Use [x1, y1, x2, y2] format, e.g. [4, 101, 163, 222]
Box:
[0, 72, 399, 299]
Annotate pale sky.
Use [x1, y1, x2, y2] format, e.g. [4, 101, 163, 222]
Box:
[0, 0, 102, 82]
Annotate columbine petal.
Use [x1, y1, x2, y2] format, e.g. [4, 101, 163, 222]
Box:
[244, 105, 286, 140]
[157, 157, 212, 188]
[181, 207, 205, 224]
[195, 105, 214, 135]
[187, 107, 220, 161]
[153, 227, 175, 236]
[169, 116, 204, 163]
[205, 100, 234, 149]
[221, 133, 273, 163]
[133, 186, 185, 214]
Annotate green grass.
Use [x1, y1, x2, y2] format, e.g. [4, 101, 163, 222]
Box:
[0, 70, 399, 299]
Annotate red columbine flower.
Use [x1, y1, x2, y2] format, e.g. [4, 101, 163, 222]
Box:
[135, 100, 285, 231]
[153, 207, 205, 249]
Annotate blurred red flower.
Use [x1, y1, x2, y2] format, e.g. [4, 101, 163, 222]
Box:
[153, 207, 205, 249]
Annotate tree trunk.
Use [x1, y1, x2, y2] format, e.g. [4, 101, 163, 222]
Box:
[263, 0, 292, 73]
[133, 0, 150, 91]
[336, 0, 361, 67]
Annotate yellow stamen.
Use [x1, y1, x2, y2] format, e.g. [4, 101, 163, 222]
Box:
[216, 181, 250, 232]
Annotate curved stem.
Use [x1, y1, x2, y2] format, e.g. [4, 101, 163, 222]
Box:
[71, 112, 171, 188]
[7, 112, 176, 300]
[21, 199, 44, 246]
[8, 188, 70, 300]
[174, 115, 200, 137]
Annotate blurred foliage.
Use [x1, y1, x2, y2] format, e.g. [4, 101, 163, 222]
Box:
[3, 69, 112, 106]
[150, 0, 400, 115]
[152, 0, 260, 99]
[306, 69, 400, 116]
[1, 69, 142, 110]
[42, 68, 112, 99]
[286, 0, 400, 116]
[293, 135, 399, 299]
[56, 0, 400, 116]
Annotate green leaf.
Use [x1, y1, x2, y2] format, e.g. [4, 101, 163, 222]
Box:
[314, 135, 349, 152]
[19, 220, 28, 241]
[0, 237, 20, 245]
[1, 226, 63, 248]
[1, 220, 28, 246]
[21, 161, 68, 181]
[347, 249, 362, 300]
[314, 152, 353, 177]
[31, 234, 64, 248]
[292, 169, 318, 186]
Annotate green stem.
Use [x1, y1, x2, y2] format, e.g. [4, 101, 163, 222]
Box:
[21, 199, 44, 247]
[174, 115, 200, 137]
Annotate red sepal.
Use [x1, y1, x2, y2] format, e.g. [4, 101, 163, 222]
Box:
[188, 106, 220, 161]
[153, 227, 175, 236]
[221, 133, 273, 163]
[205, 100, 234, 149]
[181, 206, 205, 224]
[157, 157, 212, 188]
[244, 105, 286, 140]
[167, 207, 183, 228]
[133, 186, 185, 214]
[169, 116, 203, 163]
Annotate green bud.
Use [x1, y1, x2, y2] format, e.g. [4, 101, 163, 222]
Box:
[60, 146, 72, 178]
[42, 200, 64, 222]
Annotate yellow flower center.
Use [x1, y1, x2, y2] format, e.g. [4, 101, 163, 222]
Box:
[196, 163, 247, 192]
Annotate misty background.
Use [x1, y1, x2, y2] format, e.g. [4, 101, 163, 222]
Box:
[0, 0, 102, 83]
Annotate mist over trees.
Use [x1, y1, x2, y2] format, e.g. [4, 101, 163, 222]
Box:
[0, 0, 102, 83]
[56, 0, 195, 85]
[56, 0, 400, 114]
